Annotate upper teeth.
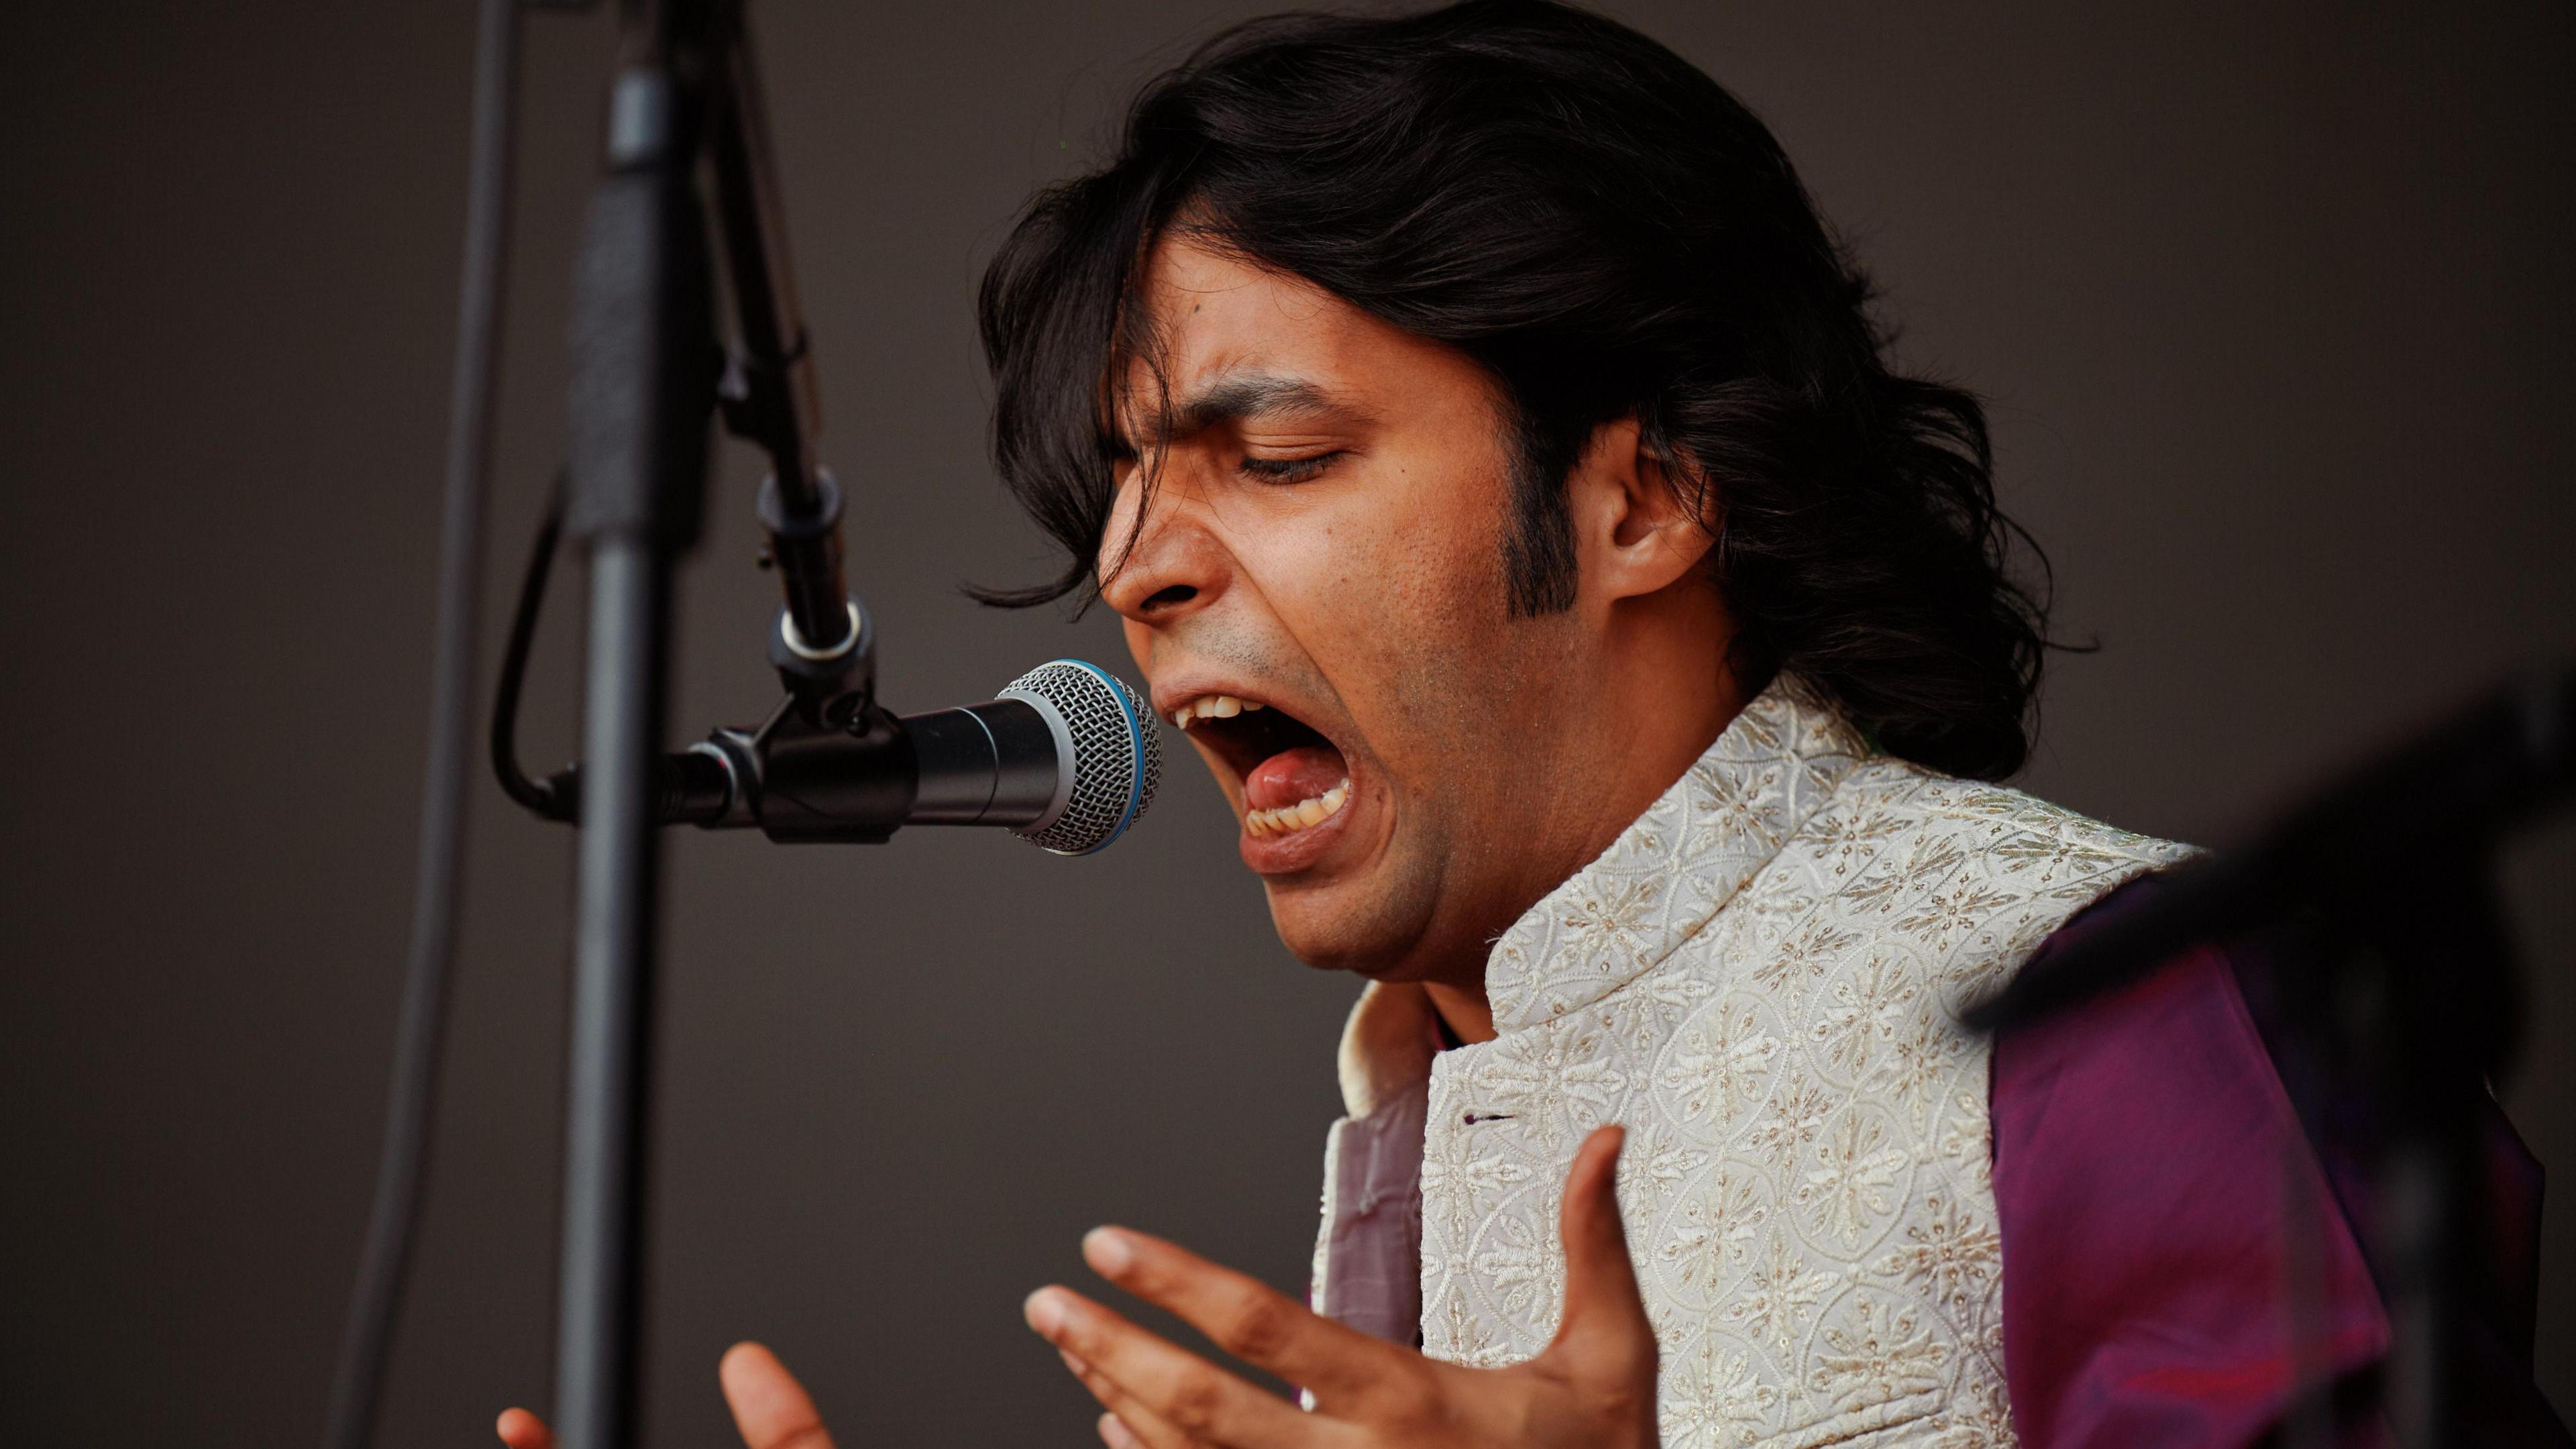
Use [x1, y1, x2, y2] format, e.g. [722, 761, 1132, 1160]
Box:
[1245, 778, 1351, 837]
[1172, 694, 1265, 729]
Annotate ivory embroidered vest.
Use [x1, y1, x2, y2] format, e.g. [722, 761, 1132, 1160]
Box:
[1398, 682, 2193, 1446]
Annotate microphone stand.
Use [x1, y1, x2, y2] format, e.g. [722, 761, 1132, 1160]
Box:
[1966, 663, 2575, 1448]
[553, 3, 861, 1444]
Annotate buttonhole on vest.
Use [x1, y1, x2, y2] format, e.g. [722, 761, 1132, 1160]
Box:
[1462, 1112, 1515, 1124]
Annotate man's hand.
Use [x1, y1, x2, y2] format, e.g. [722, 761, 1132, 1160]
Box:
[494, 1342, 833, 1449]
[1024, 1124, 1658, 1449]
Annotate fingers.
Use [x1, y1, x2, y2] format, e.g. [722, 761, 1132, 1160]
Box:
[495, 1348, 831, 1449]
[1057, 1348, 1208, 1449]
[1079, 1226, 1398, 1400]
[494, 1408, 553, 1449]
[1025, 1286, 1310, 1448]
[718, 1342, 834, 1449]
[1550, 1125, 1655, 1362]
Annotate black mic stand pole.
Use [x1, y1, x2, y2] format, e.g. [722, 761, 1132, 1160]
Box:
[554, 2, 712, 1444]
[552, 2, 863, 1442]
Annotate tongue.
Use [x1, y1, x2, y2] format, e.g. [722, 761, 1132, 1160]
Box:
[1244, 744, 1348, 811]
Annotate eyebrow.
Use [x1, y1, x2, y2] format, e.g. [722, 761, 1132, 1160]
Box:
[1126, 372, 1365, 447]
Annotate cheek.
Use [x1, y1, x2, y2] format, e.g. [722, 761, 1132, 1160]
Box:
[1289, 484, 1521, 774]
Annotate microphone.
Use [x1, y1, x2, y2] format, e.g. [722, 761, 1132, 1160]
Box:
[545, 659, 1163, 854]
[892, 657, 1166, 853]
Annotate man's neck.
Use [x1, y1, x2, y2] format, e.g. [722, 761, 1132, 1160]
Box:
[1423, 979, 1497, 1045]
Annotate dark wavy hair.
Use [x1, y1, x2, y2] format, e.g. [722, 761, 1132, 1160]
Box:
[976, 0, 2058, 780]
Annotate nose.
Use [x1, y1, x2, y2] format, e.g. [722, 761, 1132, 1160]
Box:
[1097, 465, 1230, 627]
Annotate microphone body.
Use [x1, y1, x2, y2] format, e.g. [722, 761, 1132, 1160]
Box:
[547, 659, 1160, 855]
[743, 696, 1062, 842]
[900, 698, 1073, 826]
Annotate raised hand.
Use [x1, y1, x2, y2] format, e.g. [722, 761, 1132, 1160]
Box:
[494, 1341, 833, 1449]
[1024, 1124, 1658, 1449]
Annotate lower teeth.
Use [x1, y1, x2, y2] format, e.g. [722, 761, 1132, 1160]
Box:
[1246, 778, 1350, 837]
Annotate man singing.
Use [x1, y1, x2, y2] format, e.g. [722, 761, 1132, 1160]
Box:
[500, 2, 2557, 1445]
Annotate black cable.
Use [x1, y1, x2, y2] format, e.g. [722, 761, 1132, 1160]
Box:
[494, 477, 569, 819]
[321, 0, 523, 1444]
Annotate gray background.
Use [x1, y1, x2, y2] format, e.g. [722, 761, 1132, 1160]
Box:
[3, 1, 2569, 1444]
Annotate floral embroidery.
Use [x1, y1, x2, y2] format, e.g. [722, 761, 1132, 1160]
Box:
[1750, 916, 1860, 1002]
[1559, 875, 1666, 967]
[1661, 1336, 1780, 1448]
[1794, 1110, 1908, 1246]
[1812, 1295, 1950, 1406]
[1874, 1191, 2003, 1318]
[1472, 1208, 1560, 1324]
[1656, 1165, 1766, 1295]
[1932, 1379, 2019, 1448]
[1720, 1236, 1840, 1356]
[1989, 830, 2127, 887]
[1633, 1120, 1712, 1210]
[1747, 1079, 1835, 1163]
[1869, 1010, 1965, 1132]
[1810, 957, 1921, 1079]
[1659, 1000, 1783, 1130]
[1895, 879, 2026, 957]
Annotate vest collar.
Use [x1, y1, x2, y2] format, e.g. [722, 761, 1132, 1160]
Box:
[1332, 679, 1868, 1117]
[1481, 678, 1866, 1033]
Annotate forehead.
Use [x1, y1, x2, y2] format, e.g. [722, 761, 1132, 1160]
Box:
[1120, 230, 1491, 429]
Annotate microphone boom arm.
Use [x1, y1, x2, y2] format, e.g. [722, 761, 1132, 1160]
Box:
[704, 0, 868, 712]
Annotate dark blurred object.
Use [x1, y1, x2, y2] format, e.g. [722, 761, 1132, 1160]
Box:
[319, 1, 527, 1446]
[1970, 663, 2576, 1447]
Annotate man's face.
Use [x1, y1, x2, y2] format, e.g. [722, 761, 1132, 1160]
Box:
[1102, 233, 1604, 986]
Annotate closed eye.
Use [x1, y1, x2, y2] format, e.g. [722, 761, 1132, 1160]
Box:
[1238, 450, 1344, 484]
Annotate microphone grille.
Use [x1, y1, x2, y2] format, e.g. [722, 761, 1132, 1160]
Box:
[997, 659, 1162, 855]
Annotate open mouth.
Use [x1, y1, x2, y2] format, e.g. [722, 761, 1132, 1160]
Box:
[1169, 693, 1350, 839]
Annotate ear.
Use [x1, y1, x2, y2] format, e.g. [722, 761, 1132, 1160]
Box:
[1565, 417, 1716, 608]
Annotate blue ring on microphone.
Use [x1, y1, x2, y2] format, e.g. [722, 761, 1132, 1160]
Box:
[1049, 657, 1146, 854]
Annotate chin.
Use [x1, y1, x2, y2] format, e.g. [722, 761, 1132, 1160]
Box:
[1262, 871, 1442, 980]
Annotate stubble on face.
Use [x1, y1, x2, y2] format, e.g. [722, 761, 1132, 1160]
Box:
[1108, 233, 1600, 991]
[1300, 496, 1593, 973]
